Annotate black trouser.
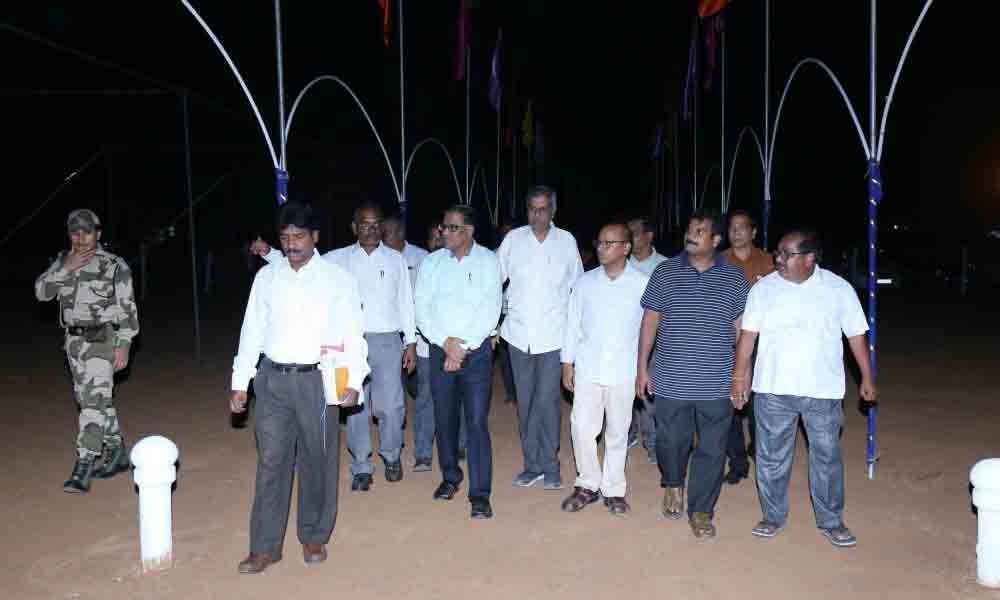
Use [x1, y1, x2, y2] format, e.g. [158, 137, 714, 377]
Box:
[726, 397, 754, 474]
[249, 359, 340, 556]
[655, 396, 732, 516]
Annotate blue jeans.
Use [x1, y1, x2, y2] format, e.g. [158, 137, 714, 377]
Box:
[754, 393, 845, 529]
[430, 343, 494, 500]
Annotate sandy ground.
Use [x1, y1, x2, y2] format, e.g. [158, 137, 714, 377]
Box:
[3, 288, 1000, 600]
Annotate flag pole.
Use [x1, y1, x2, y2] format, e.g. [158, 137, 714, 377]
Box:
[465, 45, 470, 205]
[399, 0, 407, 217]
[865, 0, 879, 481]
[762, 0, 771, 248]
[273, 0, 289, 205]
[720, 27, 726, 212]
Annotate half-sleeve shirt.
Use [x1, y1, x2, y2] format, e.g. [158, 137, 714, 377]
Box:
[641, 253, 750, 401]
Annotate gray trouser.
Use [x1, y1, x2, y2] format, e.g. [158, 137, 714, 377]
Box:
[509, 346, 562, 477]
[249, 359, 340, 555]
[754, 393, 845, 529]
[413, 356, 435, 461]
[347, 332, 404, 475]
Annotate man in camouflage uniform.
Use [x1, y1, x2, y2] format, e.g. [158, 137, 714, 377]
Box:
[35, 209, 140, 493]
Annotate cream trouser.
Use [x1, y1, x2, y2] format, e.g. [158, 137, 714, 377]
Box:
[570, 379, 634, 498]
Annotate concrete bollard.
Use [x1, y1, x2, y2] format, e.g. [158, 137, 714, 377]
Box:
[971, 458, 1000, 588]
[131, 436, 180, 573]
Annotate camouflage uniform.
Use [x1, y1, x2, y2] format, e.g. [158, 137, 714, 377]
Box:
[35, 244, 139, 460]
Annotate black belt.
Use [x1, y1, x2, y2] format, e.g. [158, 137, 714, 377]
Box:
[66, 325, 107, 336]
[263, 357, 319, 374]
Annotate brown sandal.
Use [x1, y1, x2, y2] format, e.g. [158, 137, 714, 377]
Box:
[560, 486, 600, 512]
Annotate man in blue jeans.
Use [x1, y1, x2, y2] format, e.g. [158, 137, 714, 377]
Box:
[636, 212, 749, 540]
[414, 205, 502, 519]
[731, 230, 877, 548]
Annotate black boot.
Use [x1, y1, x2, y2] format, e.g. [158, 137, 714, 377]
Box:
[94, 443, 130, 479]
[63, 457, 96, 494]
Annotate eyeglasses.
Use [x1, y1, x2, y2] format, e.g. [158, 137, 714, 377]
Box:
[356, 221, 383, 232]
[438, 223, 469, 233]
[592, 240, 630, 250]
[775, 249, 809, 260]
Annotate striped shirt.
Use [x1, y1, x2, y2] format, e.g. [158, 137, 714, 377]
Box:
[641, 253, 749, 401]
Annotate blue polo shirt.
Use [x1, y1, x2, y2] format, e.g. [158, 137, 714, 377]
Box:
[641, 252, 750, 401]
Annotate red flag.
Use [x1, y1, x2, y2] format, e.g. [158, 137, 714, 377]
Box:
[377, 0, 392, 47]
[698, 0, 729, 18]
[453, 0, 469, 80]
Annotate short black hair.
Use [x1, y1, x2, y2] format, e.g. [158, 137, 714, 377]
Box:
[276, 202, 320, 232]
[790, 229, 823, 261]
[353, 200, 384, 223]
[444, 204, 478, 228]
[726, 209, 757, 229]
[525, 185, 557, 211]
[600, 221, 632, 243]
[689, 210, 723, 237]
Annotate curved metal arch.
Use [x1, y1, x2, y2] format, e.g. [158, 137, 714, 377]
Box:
[699, 164, 720, 210]
[284, 75, 401, 202]
[767, 58, 871, 197]
[477, 166, 497, 226]
[725, 126, 766, 212]
[180, 0, 279, 168]
[876, 0, 934, 162]
[469, 160, 484, 207]
[404, 137, 464, 206]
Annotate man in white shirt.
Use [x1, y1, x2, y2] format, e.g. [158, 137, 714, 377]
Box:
[732, 230, 877, 548]
[626, 216, 669, 460]
[382, 214, 435, 471]
[498, 185, 584, 491]
[230, 202, 369, 574]
[258, 202, 416, 490]
[560, 223, 648, 516]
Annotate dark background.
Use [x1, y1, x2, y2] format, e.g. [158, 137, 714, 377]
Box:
[3, 2, 996, 290]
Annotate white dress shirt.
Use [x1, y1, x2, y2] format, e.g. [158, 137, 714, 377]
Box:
[498, 224, 583, 354]
[400, 242, 431, 358]
[561, 264, 649, 386]
[628, 247, 668, 276]
[232, 250, 370, 397]
[742, 268, 869, 399]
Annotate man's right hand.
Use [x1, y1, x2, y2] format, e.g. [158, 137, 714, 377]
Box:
[250, 236, 272, 257]
[561, 364, 575, 393]
[63, 248, 96, 272]
[443, 337, 468, 363]
[730, 377, 751, 409]
[230, 390, 249, 413]
[635, 369, 651, 400]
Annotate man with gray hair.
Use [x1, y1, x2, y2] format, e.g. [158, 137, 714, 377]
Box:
[498, 185, 584, 491]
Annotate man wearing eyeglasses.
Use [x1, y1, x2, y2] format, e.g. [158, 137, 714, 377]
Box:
[497, 185, 584, 492]
[732, 231, 876, 548]
[637, 211, 749, 540]
[258, 201, 416, 491]
[415, 205, 502, 519]
[560, 223, 648, 516]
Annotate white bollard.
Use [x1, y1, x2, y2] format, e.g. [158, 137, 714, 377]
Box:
[131, 435, 180, 573]
[971, 458, 1000, 588]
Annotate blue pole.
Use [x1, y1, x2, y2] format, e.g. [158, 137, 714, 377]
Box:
[275, 168, 288, 206]
[866, 160, 881, 479]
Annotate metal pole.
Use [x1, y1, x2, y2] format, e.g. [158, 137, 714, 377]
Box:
[692, 18, 699, 212]
[865, 0, 879, 481]
[399, 0, 407, 219]
[721, 29, 726, 212]
[274, 0, 287, 168]
[763, 0, 771, 249]
[465, 45, 470, 205]
[870, 0, 877, 153]
[495, 94, 501, 226]
[181, 95, 201, 361]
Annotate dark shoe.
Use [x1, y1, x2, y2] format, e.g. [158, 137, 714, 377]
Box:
[604, 496, 630, 516]
[560, 486, 600, 512]
[470, 497, 494, 519]
[751, 520, 786, 538]
[351, 473, 373, 492]
[661, 486, 684, 520]
[63, 457, 95, 494]
[457, 448, 467, 462]
[385, 460, 403, 482]
[512, 470, 544, 487]
[724, 467, 748, 485]
[302, 543, 327, 564]
[238, 552, 281, 574]
[820, 526, 857, 547]
[433, 481, 459, 501]
[543, 474, 564, 491]
[94, 444, 130, 479]
[689, 512, 717, 540]
[412, 459, 432, 472]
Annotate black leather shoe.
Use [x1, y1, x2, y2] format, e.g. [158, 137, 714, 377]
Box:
[724, 468, 748, 485]
[63, 457, 95, 494]
[385, 460, 403, 482]
[470, 497, 494, 519]
[351, 473, 373, 492]
[433, 481, 459, 501]
[94, 444, 130, 479]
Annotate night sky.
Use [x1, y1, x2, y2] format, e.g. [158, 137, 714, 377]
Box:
[2, 2, 994, 279]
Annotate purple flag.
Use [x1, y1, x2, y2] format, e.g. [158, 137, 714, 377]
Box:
[488, 30, 503, 112]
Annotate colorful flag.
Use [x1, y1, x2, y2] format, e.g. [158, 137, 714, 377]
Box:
[522, 100, 534, 149]
[698, 0, 729, 18]
[488, 30, 504, 112]
[453, 0, 469, 80]
[377, 0, 392, 48]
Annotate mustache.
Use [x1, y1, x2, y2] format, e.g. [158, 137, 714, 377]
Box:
[685, 239, 697, 246]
